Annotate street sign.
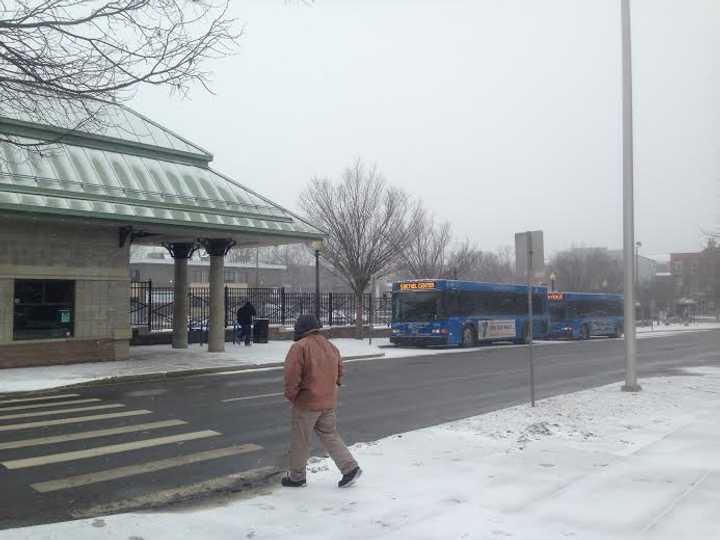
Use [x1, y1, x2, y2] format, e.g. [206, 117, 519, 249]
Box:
[515, 230, 544, 279]
[514, 230, 544, 408]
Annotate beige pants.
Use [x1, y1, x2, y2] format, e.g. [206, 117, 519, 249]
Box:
[288, 406, 358, 481]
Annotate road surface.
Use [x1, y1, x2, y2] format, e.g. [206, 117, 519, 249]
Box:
[0, 330, 718, 529]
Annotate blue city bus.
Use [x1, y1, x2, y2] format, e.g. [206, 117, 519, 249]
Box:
[547, 291, 624, 339]
[390, 279, 550, 347]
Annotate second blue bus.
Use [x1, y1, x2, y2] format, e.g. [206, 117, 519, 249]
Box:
[548, 291, 624, 339]
[390, 279, 550, 347]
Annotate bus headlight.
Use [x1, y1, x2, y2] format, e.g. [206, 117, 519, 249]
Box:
[392, 328, 400, 334]
[431, 328, 449, 335]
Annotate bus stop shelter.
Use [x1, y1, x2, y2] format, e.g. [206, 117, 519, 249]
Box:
[0, 102, 323, 368]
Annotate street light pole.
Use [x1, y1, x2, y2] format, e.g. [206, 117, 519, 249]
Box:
[312, 240, 323, 323]
[635, 241, 642, 293]
[621, 0, 641, 392]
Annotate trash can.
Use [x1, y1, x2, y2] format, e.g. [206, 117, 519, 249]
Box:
[253, 318, 269, 343]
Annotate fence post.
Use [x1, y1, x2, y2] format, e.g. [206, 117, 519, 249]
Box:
[281, 287, 286, 327]
[328, 292, 333, 327]
[224, 286, 229, 328]
[147, 280, 153, 333]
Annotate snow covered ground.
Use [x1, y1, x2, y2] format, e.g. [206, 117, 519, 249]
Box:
[3, 366, 720, 539]
[0, 322, 718, 395]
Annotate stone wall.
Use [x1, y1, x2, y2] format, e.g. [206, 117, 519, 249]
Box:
[0, 215, 130, 367]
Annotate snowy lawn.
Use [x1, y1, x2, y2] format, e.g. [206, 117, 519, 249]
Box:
[1, 322, 719, 395]
[3, 367, 720, 539]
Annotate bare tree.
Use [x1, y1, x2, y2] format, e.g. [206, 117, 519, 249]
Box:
[0, 1, 238, 146]
[444, 241, 515, 282]
[547, 248, 623, 292]
[300, 159, 420, 335]
[401, 209, 451, 279]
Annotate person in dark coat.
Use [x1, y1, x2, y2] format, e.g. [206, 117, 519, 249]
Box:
[236, 301, 256, 346]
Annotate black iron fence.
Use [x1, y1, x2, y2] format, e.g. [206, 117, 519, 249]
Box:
[130, 281, 392, 332]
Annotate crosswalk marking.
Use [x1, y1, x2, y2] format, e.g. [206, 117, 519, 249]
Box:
[0, 420, 187, 451]
[0, 403, 124, 421]
[31, 443, 263, 493]
[0, 398, 102, 412]
[222, 392, 284, 403]
[0, 410, 152, 432]
[0, 393, 80, 405]
[2, 430, 221, 469]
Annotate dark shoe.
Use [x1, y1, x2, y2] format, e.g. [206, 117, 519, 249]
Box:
[338, 467, 362, 488]
[281, 476, 307, 488]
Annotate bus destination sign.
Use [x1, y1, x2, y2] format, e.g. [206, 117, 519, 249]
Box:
[399, 281, 436, 291]
[548, 292, 565, 302]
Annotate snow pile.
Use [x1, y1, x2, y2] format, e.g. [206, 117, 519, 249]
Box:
[5, 367, 720, 539]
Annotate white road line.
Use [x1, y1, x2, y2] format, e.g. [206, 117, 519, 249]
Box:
[0, 410, 151, 432]
[0, 420, 187, 451]
[222, 392, 284, 403]
[0, 394, 80, 405]
[32, 444, 263, 493]
[0, 398, 102, 412]
[0, 403, 124, 421]
[71, 466, 278, 518]
[2, 430, 221, 470]
[202, 366, 282, 377]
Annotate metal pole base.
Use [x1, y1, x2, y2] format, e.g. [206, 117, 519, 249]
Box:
[620, 383, 642, 392]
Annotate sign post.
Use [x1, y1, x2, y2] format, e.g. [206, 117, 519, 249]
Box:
[515, 231, 544, 408]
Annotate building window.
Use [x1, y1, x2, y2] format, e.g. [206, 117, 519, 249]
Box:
[13, 280, 75, 340]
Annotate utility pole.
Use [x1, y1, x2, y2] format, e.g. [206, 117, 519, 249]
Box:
[527, 234, 535, 407]
[621, 0, 641, 392]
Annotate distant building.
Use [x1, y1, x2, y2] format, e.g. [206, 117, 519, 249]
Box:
[129, 251, 352, 292]
[130, 253, 288, 288]
[607, 250, 657, 284]
[670, 252, 703, 298]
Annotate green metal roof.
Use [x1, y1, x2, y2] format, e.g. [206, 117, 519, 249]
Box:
[0, 99, 212, 163]
[0, 104, 323, 243]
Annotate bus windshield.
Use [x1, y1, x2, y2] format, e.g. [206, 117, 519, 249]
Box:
[392, 291, 446, 322]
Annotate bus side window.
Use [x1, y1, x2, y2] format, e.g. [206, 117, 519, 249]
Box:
[447, 290, 461, 316]
[443, 289, 460, 317]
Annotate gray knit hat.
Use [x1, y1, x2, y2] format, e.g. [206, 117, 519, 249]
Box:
[293, 314, 321, 341]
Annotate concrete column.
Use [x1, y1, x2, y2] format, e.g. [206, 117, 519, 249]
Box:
[173, 257, 188, 348]
[201, 239, 235, 353]
[165, 243, 195, 349]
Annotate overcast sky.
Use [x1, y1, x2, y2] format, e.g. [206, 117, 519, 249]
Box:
[134, 0, 719, 260]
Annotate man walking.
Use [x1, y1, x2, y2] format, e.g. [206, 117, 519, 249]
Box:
[236, 300, 256, 346]
[282, 314, 361, 488]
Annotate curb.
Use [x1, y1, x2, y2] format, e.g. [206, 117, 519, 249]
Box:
[0, 353, 386, 399]
[70, 466, 283, 519]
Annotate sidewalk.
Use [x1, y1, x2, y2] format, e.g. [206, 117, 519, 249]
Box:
[3, 367, 719, 539]
[1, 322, 718, 395]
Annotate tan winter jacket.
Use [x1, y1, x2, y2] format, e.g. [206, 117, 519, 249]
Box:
[284, 332, 343, 410]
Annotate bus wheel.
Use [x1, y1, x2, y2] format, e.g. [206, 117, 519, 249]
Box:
[462, 325, 476, 348]
[580, 324, 590, 340]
